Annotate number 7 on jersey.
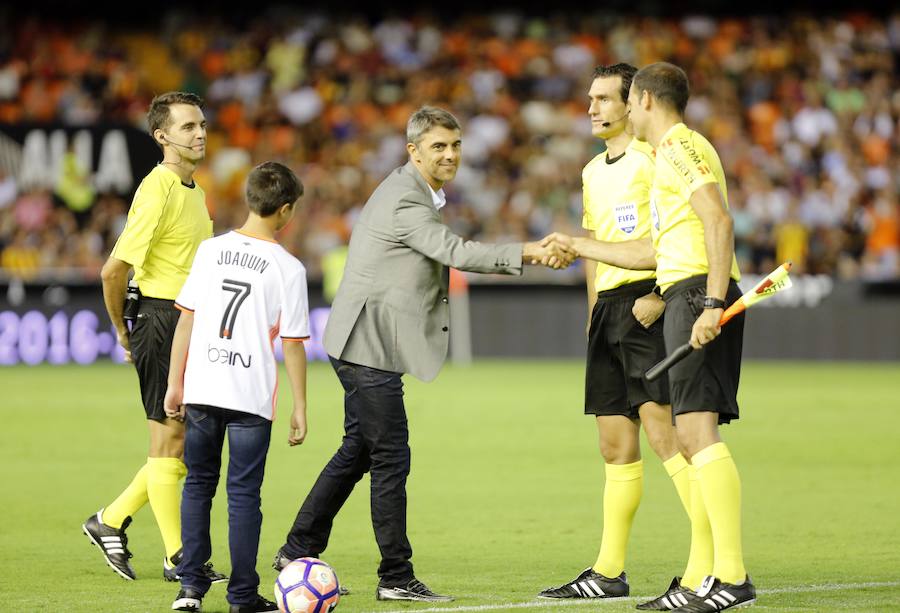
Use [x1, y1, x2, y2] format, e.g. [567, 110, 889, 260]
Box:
[220, 279, 251, 340]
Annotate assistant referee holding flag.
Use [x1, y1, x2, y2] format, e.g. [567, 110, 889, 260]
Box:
[82, 92, 224, 584]
[627, 61, 755, 612]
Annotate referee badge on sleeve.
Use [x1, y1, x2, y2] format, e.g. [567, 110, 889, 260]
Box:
[614, 201, 638, 234]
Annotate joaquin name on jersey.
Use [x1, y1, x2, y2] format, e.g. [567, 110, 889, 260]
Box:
[217, 249, 270, 274]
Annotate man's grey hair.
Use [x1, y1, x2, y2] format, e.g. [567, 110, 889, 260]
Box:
[406, 106, 461, 145]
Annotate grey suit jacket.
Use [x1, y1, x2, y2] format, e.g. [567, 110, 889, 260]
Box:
[323, 162, 523, 381]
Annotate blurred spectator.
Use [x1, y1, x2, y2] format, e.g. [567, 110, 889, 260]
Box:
[774, 202, 810, 274]
[861, 191, 900, 280]
[0, 169, 17, 211]
[54, 143, 97, 228]
[1, 229, 40, 279]
[0, 9, 898, 282]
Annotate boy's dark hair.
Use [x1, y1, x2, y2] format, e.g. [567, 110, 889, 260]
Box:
[147, 91, 204, 136]
[632, 62, 690, 115]
[246, 162, 304, 217]
[592, 63, 638, 103]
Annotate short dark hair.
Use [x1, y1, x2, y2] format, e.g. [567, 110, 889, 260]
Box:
[407, 106, 461, 145]
[246, 162, 304, 217]
[592, 63, 638, 104]
[147, 91, 204, 136]
[632, 62, 689, 115]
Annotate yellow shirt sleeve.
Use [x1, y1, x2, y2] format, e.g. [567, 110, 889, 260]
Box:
[665, 133, 719, 194]
[112, 180, 171, 268]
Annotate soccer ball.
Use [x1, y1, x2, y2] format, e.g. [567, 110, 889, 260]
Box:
[274, 557, 341, 613]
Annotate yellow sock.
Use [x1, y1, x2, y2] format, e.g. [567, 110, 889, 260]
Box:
[663, 453, 691, 516]
[681, 464, 714, 590]
[693, 443, 746, 584]
[103, 463, 149, 529]
[146, 457, 187, 559]
[593, 460, 643, 577]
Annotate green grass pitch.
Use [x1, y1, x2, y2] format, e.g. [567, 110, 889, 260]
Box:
[2, 360, 899, 612]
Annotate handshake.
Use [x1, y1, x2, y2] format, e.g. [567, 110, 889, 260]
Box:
[524, 232, 578, 270]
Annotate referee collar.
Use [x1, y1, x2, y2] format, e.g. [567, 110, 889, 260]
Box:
[157, 163, 196, 188]
[605, 150, 627, 165]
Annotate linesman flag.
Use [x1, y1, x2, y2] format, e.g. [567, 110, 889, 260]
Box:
[645, 262, 793, 382]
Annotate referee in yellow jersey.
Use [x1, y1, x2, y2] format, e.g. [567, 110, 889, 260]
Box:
[82, 92, 224, 585]
[626, 63, 753, 612]
[538, 64, 691, 601]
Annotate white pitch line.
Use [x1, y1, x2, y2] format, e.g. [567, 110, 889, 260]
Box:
[364, 581, 900, 613]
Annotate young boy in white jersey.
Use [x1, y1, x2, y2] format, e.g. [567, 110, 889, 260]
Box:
[163, 162, 310, 613]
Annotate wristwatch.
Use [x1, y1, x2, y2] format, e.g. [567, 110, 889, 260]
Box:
[703, 296, 726, 309]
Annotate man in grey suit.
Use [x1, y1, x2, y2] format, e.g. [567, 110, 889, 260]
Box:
[273, 106, 573, 602]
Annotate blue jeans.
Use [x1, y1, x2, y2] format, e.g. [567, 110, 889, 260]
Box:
[180, 404, 272, 605]
[283, 357, 413, 585]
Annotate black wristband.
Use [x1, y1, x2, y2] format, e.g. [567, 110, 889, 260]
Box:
[703, 296, 726, 309]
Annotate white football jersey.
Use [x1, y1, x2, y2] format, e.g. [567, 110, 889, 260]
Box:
[175, 230, 310, 420]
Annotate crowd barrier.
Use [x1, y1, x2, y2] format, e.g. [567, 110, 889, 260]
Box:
[2, 274, 897, 366]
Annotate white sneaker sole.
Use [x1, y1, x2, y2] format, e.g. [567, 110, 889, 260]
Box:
[537, 594, 627, 600]
[376, 591, 453, 602]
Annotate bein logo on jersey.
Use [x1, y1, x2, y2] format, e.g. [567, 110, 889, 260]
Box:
[614, 202, 638, 234]
[207, 344, 252, 368]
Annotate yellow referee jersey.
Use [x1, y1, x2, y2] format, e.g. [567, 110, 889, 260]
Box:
[650, 123, 741, 292]
[582, 138, 657, 292]
[112, 164, 212, 300]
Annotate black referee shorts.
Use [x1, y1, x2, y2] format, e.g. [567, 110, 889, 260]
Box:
[585, 279, 670, 418]
[130, 297, 180, 422]
[662, 275, 744, 424]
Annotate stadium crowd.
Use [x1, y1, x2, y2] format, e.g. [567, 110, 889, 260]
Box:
[1, 9, 898, 282]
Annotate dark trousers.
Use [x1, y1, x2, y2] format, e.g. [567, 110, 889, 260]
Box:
[180, 405, 272, 605]
[283, 356, 413, 585]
